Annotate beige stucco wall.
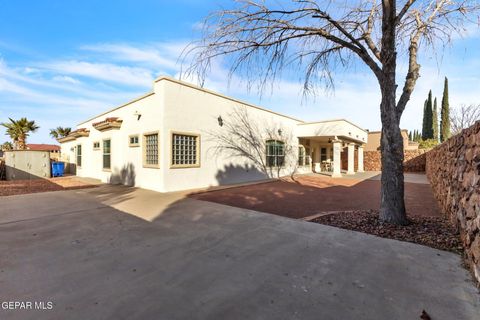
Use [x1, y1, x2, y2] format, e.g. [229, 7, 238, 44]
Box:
[365, 130, 410, 151]
[296, 120, 368, 144]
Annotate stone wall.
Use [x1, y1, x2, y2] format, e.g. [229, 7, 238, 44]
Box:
[426, 121, 480, 283]
[340, 148, 358, 171]
[363, 150, 426, 172]
[364, 151, 381, 171]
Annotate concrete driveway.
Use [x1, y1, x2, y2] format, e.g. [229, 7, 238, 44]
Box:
[1, 185, 479, 320]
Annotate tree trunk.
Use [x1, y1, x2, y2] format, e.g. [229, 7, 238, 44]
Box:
[18, 136, 26, 150]
[379, 86, 408, 225]
[378, 0, 408, 225]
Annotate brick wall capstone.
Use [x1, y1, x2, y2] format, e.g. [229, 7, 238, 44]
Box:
[426, 121, 480, 284]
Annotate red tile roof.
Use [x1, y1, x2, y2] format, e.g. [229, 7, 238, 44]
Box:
[27, 144, 61, 151]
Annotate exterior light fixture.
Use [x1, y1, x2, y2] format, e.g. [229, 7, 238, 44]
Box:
[217, 116, 223, 127]
[278, 129, 282, 136]
[133, 111, 142, 120]
[328, 138, 332, 143]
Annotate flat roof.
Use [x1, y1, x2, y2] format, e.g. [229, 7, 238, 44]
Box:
[298, 119, 368, 133]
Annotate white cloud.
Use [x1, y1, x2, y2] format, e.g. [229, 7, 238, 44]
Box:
[80, 41, 189, 72]
[52, 75, 80, 84]
[43, 60, 154, 87]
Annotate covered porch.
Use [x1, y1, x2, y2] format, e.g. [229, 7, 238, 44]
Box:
[296, 119, 368, 178]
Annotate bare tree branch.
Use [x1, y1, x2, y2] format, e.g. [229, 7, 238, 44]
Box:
[450, 104, 480, 134]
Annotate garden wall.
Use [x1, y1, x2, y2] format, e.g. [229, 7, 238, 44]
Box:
[363, 150, 427, 172]
[426, 121, 480, 283]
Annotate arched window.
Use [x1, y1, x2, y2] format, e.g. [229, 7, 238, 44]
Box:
[266, 140, 285, 167]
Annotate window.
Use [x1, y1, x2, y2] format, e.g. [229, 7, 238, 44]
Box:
[76, 144, 82, 167]
[298, 146, 305, 166]
[103, 139, 111, 170]
[143, 132, 159, 167]
[305, 147, 311, 165]
[129, 135, 139, 147]
[321, 147, 327, 162]
[93, 142, 100, 150]
[266, 140, 285, 167]
[171, 133, 200, 168]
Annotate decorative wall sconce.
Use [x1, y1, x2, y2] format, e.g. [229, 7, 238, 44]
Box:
[133, 111, 142, 120]
[217, 116, 223, 127]
[278, 129, 282, 136]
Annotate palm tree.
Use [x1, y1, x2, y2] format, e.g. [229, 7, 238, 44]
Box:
[1, 141, 13, 151]
[49, 126, 71, 140]
[1, 117, 40, 150]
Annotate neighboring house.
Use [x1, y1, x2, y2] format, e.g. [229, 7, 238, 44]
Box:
[365, 130, 418, 151]
[59, 76, 368, 193]
[27, 144, 61, 160]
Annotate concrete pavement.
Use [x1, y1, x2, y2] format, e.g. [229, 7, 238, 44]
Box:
[0, 185, 478, 320]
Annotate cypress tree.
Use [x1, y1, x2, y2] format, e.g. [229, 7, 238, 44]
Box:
[440, 77, 451, 142]
[433, 97, 438, 142]
[427, 90, 434, 139]
[422, 99, 428, 140]
[423, 91, 433, 139]
[409, 131, 412, 141]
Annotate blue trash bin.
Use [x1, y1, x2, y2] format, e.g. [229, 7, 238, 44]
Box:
[51, 162, 65, 177]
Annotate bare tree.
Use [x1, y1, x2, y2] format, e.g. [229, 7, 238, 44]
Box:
[184, 0, 479, 225]
[206, 107, 298, 179]
[450, 104, 480, 135]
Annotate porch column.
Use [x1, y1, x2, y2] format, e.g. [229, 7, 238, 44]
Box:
[347, 143, 355, 175]
[332, 139, 342, 177]
[357, 144, 364, 172]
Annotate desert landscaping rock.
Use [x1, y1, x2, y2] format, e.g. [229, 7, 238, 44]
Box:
[311, 210, 463, 254]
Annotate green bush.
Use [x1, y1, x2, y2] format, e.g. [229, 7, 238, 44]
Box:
[418, 139, 439, 149]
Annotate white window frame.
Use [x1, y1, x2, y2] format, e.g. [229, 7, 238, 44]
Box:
[76, 144, 82, 168]
[298, 145, 305, 166]
[103, 139, 111, 171]
[266, 140, 285, 168]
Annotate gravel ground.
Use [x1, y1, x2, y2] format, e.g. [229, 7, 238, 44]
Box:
[311, 210, 462, 254]
[0, 176, 96, 196]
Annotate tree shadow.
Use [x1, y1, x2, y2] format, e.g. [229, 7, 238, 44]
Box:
[215, 163, 268, 186]
[108, 163, 136, 187]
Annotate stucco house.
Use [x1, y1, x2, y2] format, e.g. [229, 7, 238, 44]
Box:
[365, 130, 419, 151]
[59, 76, 368, 193]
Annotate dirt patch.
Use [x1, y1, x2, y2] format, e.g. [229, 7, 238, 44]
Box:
[190, 175, 441, 219]
[0, 176, 96, 196]
[311, 210, 462, 253]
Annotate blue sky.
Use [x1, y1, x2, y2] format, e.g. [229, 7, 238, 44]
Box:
[0, 0, 479, 144]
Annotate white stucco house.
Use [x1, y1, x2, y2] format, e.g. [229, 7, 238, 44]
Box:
[59, 76, 368, 193]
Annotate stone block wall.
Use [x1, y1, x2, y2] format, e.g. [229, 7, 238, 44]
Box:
[363, 150, 426, 172]
[426, 121, 480, 283]
[340, 148, 358, 171]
